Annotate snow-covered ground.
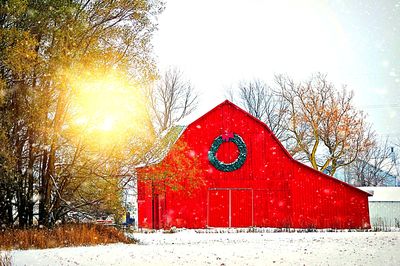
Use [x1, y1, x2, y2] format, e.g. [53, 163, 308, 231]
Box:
[9, 230, 400, 265]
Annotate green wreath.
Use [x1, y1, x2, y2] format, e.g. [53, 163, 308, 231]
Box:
[208, 133, 247, 172]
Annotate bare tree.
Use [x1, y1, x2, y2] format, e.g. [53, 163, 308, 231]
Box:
[228, 79, 288, 139]
[391, 138, 400, 186]
[148, 67, 198, 134]
[344, 138, 398, 186]
[275, 73, 374, 175]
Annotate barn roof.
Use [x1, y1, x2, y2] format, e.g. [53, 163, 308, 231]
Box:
[138, 125, 186, 167]
[197, 100, 372, 195]
[140, 100, 372, 197]
[358, 187, 400, 202]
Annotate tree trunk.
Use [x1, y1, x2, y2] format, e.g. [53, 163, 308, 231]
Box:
[27, 132, 35, 226]
[39, 150, 48, 225]
[6, 189, 13, 225]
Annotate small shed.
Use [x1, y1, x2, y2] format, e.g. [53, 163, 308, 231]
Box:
[358, 187, 400, 228]
[137, 100, 371, 229]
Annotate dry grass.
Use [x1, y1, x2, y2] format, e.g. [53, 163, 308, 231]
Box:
[0, 223, 134, 250]
[0, 252, 12, 266]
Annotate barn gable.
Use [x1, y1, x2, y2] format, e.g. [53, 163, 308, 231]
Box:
[175, 100, 368, 196]
[137, 100, 371, 229]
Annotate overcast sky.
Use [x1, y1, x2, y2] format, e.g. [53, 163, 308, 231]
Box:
[153, 0, 400, 141]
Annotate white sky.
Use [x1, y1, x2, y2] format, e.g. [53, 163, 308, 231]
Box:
[153, 0, 400, 140]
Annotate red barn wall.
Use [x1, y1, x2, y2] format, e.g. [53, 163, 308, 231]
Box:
[137, 101, 371, 229]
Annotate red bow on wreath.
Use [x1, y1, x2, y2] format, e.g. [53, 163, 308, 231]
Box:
[222, 132, 234, 142]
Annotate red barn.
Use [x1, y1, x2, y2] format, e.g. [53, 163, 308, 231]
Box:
[137, 100, 371, 229]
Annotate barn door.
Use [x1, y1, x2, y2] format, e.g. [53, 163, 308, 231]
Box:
[231, 189, 253, 227]
[208, 189, 253, 227]
[151, 193, 166, 229]
[152, 194, 160, 229]
[208, 190, 229, 227]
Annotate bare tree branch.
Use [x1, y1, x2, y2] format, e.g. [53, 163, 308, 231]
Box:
[148, 67, 198, 134]
[229, 79, 289, 140]
[274, 73, 374, 175]
[344, 138, 398, 186]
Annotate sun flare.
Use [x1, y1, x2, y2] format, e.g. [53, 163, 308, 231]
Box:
[96, 115, 114, 131]
[66, 68, 150, 148]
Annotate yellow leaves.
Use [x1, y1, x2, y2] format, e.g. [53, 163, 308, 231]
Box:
[142, 140, 205, 195]
[4, 0, 28, 17]
[1, 29, 39, 76]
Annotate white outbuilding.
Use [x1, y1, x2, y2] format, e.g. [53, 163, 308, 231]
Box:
[358, 187, 400, 229]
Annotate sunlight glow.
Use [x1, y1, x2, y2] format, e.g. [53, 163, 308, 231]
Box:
[100, 116, 115, 131]
[66, 68, 149, 148]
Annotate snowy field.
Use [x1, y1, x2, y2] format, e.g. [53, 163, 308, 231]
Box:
[9, 230, 400, 266]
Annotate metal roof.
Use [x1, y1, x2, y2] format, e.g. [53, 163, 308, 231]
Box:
[358, 187, 400, 202]
[138, 125, 186, 167]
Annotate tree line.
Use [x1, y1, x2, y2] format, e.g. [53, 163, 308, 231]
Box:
[0, 0, 158, 227]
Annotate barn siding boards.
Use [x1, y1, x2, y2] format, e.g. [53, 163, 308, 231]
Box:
[369, 202, 400, 227]
[138, 100, 371, 229]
